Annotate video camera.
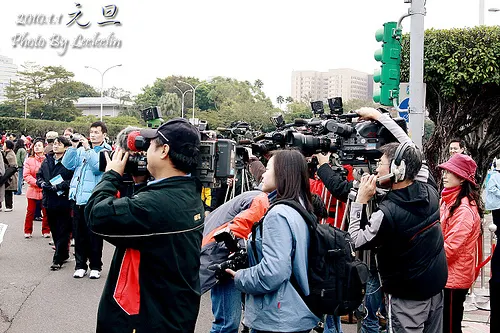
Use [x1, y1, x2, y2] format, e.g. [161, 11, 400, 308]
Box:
[251, 115, 294, 156]
[142, 106, 163, 129]
[196, 139, 236, 188]
[208, 227, 248, 281]
[252, 98, 407, 167]
[98, 128, 149, 176]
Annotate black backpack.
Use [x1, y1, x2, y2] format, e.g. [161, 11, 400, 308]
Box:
[252, 199, 370, 317]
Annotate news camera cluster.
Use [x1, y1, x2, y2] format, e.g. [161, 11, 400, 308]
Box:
[251, 97, 407, 169]
[97, 98, 407, 190]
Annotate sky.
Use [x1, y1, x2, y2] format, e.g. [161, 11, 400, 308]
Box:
[1, 0, 499, 104]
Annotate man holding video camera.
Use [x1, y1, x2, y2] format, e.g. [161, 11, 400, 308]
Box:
[316, 108, 446, 333]
[85, 118, 205, 333]
[62, 121, 111, 279]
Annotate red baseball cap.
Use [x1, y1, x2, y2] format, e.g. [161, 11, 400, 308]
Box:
[438, 154, 477, 186]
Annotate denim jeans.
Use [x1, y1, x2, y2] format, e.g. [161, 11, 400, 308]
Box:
[361, 274, 384, 333]
[16, 167, 23, 195]
[210, 279, 242, 333]
[324, 315, 343, 333]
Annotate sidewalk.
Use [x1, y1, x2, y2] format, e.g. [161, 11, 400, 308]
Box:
[461, 212, 494, 333]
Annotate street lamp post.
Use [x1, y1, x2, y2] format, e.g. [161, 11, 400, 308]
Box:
[178, 81, 204, 122]
[84, 64, 122, 121]
[24, 95, 28, 119]
[173, 86, 192, 118]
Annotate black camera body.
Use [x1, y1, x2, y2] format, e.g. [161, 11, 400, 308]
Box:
[196, 139, 236, 188]
[252, 97, 407, 165]
[208, 228, 248, 281]
[98, 130, 150, 176]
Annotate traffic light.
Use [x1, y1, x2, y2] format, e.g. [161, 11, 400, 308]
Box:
[373, 22, 402, 106]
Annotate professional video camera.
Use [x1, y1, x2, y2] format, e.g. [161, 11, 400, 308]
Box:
[99, 127, 150, 176]
[142, 106, 163, 129]
[208, 227, 248, 281]
[196, 138, 236, 188]
[251, 115, 295, 156]
[252, 98, 407, 167]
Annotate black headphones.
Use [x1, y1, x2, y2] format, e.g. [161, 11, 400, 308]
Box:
[390, 142, 415, 183]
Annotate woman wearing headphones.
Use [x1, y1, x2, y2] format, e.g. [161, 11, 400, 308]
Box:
[226, 149, 320, 333]
[438, 153, 483, 333]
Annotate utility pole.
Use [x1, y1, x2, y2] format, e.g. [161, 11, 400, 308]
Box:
[408, 0, 426, 149]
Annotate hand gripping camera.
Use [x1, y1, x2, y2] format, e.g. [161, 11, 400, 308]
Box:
[208, 227, 248, 281]
[99, 129, 150, 176]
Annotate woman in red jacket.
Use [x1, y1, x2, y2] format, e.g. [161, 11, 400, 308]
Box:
[438, 153, 483, 333]
[23, 139, 49, 239]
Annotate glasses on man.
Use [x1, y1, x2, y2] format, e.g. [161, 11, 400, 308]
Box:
[376, 161, 390, 168]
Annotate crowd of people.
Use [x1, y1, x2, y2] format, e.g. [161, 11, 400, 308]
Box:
[0, 108, 498, 333]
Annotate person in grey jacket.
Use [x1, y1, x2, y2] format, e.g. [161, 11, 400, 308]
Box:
[226, 150, 319, 333]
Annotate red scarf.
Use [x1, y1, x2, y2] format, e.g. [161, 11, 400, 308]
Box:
[441, 186, 461, 205]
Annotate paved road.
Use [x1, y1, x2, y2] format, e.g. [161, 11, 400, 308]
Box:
[9, 192, 493, 333]
[0, 194, 221, 333]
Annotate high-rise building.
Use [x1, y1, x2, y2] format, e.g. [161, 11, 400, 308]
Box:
[291, 68, 370, 103]
[0, 55, 18, 102]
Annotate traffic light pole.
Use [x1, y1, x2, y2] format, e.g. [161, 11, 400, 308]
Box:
[408, 0, 426, 149]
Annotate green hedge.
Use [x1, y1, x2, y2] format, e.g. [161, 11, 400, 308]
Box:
[0, 117, 133, 139]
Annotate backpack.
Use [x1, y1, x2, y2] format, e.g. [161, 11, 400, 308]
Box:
[252, 199, 369, 317]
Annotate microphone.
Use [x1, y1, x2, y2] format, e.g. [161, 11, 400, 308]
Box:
[376, 173, 393, 186]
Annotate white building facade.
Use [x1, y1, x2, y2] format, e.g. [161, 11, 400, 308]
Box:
[291, 68, 371, 103]
[0, 55, 18, 102]
[74, 97, 133, 117]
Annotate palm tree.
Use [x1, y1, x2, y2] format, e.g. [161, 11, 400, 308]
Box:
[276, 95, 285, 110]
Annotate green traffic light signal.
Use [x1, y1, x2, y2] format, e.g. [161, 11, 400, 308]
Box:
[373, 21, 402, 106]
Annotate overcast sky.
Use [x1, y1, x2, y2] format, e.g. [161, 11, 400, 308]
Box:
[1, 0, 499, 104]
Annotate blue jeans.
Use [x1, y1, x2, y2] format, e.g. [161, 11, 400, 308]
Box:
[324, 315, 343, 333]
[15, 167, 23, 195]
[362, 274, 384, 333]
[210, 279, 242, 333]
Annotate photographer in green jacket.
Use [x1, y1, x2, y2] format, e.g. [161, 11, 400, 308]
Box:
[85, 118, 205, 333]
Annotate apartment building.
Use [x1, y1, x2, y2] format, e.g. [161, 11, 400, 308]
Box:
[291, 68, 372, 103]
[0, 55, 18, 102]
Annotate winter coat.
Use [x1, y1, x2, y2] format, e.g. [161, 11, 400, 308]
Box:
[62, 143, 111, 205]
[234, 204, 320, 332]
[4, 150, 18, 191]
[16, 148, 26, 168]
[85, 170, 204, 333]
[349, 180, 448, 301]
[200, 190, 269, 293]
[440, 187, 481, 289]
[23, 154, 45, 200]
[36, 154, 74, 209]
[486, 171, 500, 211]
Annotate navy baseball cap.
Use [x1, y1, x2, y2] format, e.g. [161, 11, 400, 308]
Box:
[140, 118, 201, 156]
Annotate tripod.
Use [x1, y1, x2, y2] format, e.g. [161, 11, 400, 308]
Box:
[224, 161, 255, 203]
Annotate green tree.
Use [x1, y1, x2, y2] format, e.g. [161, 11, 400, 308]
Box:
[104, 86, 132, 101]
[342, 99, 380, 113]
[254, 79, 264, 89]
[276, 95, 285, 110]
[284, 102, 312, 123]
[158, 93, 181, 118]
[401, 26, 500, 185]
[285, 96, 294, 104]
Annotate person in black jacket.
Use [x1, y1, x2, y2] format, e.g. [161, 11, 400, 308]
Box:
[345, 109, 447, 333]
[36, 136, 74, 270]
[85, 118, 205, 333]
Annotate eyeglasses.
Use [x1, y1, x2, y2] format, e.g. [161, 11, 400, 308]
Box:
[376, 161, 390, 168]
